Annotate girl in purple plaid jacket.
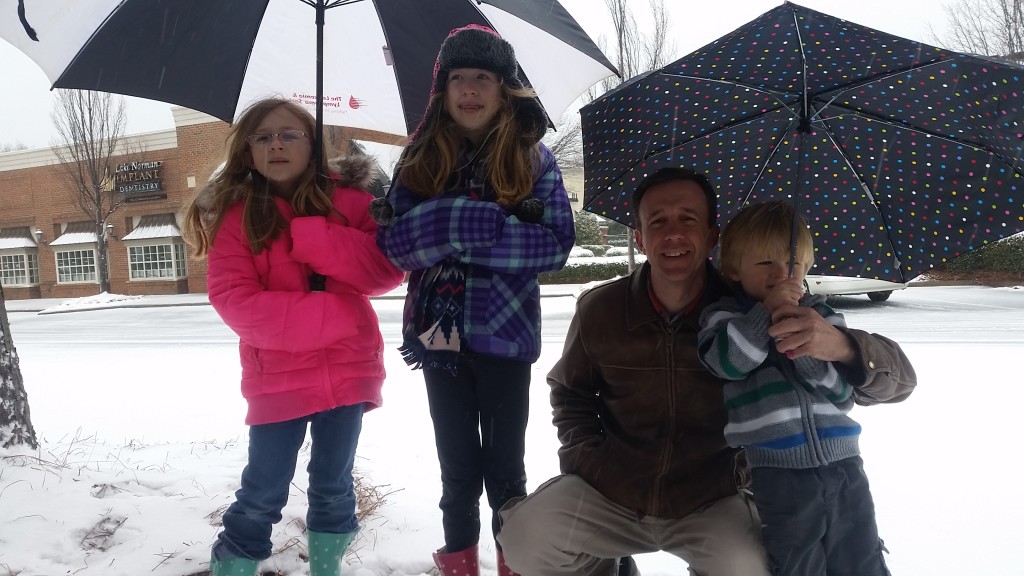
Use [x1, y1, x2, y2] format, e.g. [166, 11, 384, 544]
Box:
[370, 25, 575, 576]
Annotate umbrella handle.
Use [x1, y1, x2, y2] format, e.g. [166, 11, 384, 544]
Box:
[788, 202, 800, 278]
[310, 273, 326, 291]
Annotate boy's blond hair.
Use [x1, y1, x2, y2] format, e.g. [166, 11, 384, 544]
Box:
[719, 200, 815, 279]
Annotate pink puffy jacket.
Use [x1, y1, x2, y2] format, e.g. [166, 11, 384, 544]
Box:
[207, 177, 404, 425]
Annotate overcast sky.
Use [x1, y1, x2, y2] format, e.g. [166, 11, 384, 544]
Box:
[0, 0, 948, 150]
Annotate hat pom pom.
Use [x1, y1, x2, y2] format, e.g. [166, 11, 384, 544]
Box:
[369, 197, 394, 225]
[513, 197, 545, 224]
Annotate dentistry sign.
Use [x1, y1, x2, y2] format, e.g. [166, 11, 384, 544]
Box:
[115, 160, 166, 203]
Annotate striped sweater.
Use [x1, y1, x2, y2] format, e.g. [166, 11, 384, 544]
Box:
[697, 292, 862, 469]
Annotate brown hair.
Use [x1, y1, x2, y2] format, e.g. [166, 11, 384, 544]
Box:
[719, 200, 815, 279]
[632, 167, 718, 229]
[397, 84, 538, 206]
[182, 98, 344, 258]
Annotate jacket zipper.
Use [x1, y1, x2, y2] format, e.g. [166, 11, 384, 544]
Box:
[783, 356, 826, 466]
[652, 323, 678, 513]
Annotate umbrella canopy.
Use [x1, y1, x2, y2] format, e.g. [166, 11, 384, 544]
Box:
[3, 0, 616, 138]
[581, 1, 1024, 283]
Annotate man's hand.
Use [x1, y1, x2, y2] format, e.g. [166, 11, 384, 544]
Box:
[769, 304, 856, 364]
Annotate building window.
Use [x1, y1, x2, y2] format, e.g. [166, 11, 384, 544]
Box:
[56, 249, 98, 283]
[174, 243, 187, 277]
[0, 252, 39, 286]
[129, 242, 187, 279]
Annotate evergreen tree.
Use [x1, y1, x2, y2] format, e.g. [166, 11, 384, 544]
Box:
[574, 211, 602, 246]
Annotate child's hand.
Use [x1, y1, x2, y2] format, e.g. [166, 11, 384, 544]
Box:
[763, 277, 804, 315]
[511, 197, 545, 224]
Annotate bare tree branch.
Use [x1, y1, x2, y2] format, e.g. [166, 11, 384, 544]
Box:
[548, 0, 676, 171]
[0, 141, 29, 152]
[544, 113, 583, 169]
[546, 0, 677, 271]
[643, 0, 677, 71]
[934, 0, 1024, 61]
[50, 90, 130, 293]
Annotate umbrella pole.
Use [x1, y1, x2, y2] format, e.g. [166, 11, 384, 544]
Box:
[308, 0, 327, 292]
[314, 0, 325, 182]
[789, 130, 806, 278]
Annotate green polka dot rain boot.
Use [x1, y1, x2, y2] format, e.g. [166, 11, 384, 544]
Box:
[209, 551, 258, 576]
[308, 530, 356, 576]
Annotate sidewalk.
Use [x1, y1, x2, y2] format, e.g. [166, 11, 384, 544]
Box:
[4, 283, 585, 314]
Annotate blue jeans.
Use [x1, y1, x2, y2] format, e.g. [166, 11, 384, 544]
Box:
[214, 403, 364, 561]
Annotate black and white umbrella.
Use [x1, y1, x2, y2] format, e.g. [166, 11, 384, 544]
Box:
[3, 0, 617, 141]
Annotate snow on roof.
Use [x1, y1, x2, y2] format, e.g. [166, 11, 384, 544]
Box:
[121, 214, 181, 241]
[0, 226, 37, 250]
[49, 222, 97, 247]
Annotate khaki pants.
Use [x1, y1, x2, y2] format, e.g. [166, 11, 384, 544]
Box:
[496, 475, 769, 576]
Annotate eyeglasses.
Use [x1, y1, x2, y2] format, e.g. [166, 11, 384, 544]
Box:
[246, 130, 308, 147]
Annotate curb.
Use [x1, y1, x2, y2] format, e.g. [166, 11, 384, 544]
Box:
[8, 288, 577, 315]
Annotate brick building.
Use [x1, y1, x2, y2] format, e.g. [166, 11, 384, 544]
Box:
[0, 107, 398, 301]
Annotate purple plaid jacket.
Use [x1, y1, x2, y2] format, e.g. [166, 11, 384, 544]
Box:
[377, 143, 575, 363]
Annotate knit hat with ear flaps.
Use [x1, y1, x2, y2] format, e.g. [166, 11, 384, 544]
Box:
[421, 24, 549, 144]
[368, 25, 549, 226]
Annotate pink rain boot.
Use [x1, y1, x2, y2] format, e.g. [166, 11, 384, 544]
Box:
[432, 544, 480, 576]
[496, 550, 521, 576]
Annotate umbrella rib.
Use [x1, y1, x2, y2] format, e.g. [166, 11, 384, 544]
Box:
[659, 72, 801, 110]
[813, 57, 959, 110]
[806, 56, 1024, 163]
[652, 72, 805, 146]
[791, 9, 812, 133]
[741, 121, 798, 207]
[820, 102, 1022, 171]
[298, 0, 349, 6]
[815, 120, 907, 282]
[588, 107, 796, 208]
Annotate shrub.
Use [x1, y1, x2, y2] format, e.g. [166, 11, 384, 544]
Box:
[574, 211, 602, 246]
[542, 255, 647, 284]
[541, 260, 631, 283]
[569, 246, 595, 258]
[582, 244, 610, 256]
[604, 246, 635, 257]
[940, 233, 1024, 275]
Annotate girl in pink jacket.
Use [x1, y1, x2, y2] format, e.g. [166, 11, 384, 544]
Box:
[182, 97, 404, 576]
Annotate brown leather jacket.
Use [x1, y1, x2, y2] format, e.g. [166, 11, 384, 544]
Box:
[548, 262, 916, 519]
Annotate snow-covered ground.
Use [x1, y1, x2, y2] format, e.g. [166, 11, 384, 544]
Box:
[2, 283, 1023, 576]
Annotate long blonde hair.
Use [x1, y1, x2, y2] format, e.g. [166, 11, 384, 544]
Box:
[397, 85, 539, 206]
[182, 98, 343, 257]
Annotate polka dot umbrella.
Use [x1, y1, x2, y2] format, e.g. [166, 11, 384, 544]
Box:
[581, 1, 1024, 283]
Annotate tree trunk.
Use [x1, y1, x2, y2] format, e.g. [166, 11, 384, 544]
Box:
[627, 233, 636, 273]
[0, 286, 39, 450]
[98, 239, 111, 293]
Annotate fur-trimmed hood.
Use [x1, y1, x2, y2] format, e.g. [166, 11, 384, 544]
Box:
[328, 153, 378, 190]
